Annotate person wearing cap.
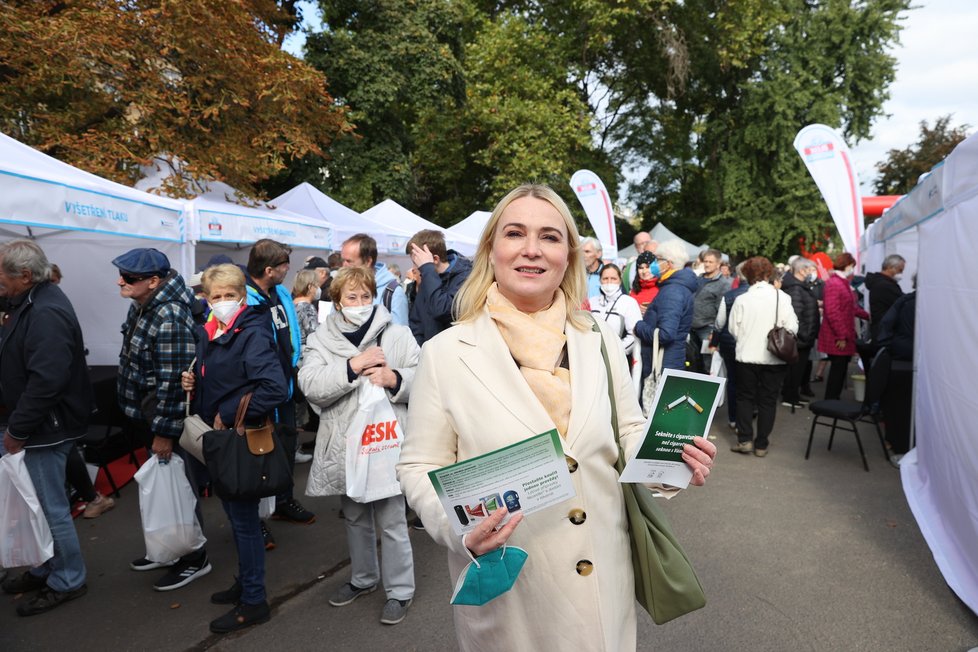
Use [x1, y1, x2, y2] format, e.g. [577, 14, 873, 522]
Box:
[303, 255, 330, 312]
[112, 247, 212, 591]
[0, 240, 92, 616]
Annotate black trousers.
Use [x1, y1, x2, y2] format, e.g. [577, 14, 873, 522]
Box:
[735, 362, 787, 450]
[65, 444, 97, 503]
[718, 343, 738, 425]
[781, 346, 813, 403]
[825, 355, 850, 400]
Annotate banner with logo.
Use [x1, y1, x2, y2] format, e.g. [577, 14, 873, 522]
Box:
[793, 124, 864, 263]
[194, 204, 333, 250]
[569, 170, 617, 258]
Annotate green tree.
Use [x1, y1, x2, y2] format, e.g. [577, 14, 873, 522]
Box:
[874, 115, 970, 195]
[0, 0, 349, 196]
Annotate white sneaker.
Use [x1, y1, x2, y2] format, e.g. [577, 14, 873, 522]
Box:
[295, 450, 313, 464]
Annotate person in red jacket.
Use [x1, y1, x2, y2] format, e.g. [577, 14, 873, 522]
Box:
[817, 253, 869, 400]
[628, 251, 659, 316]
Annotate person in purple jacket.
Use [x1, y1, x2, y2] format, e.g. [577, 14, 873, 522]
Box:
[817, 253, 869, 400]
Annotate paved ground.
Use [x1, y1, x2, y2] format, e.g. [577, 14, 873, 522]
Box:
[2, 379, 977, 651]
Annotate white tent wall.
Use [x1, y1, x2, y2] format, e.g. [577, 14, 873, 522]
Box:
[897, 132, 978, 617]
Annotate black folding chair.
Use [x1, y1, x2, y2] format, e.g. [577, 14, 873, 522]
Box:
[805, 349, 891, 471]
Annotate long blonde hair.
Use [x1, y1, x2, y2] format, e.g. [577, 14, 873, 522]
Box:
[453, 183, 588, 330]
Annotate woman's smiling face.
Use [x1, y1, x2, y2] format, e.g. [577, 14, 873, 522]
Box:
[490, 196, 570, 313]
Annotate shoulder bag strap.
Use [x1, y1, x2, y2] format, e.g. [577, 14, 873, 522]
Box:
[587, 314, 627, 471]
[184, 356, 197, 417]
[233, 392, 254, 433]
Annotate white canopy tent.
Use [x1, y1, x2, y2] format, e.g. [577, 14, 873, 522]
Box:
[0, 133, 189, 365]
[362, 199, 477, 256]
[272, 182, 412, 255]
[446, 210, 491, 243]
[859, 134, 978, 617]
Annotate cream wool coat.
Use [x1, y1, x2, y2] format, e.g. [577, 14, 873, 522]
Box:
[299, 307, 419, 497]
[397, 309, 648, 652]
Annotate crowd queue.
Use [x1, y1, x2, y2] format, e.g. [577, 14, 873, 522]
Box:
[0, 182, 913, 649]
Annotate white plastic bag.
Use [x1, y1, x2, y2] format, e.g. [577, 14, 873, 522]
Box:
[344, 383, 404, 503]
[258, 496, 276, 520]
[709, 353, 726, 407]
[0, 451, 54, 568]
[134, 454, 206, 563]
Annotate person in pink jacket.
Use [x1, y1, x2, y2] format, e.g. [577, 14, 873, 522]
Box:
[817, 253, 869, 400]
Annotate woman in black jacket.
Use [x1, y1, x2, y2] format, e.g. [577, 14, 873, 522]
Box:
[780, 258, 820, 407]
[181, 263, 287, 634]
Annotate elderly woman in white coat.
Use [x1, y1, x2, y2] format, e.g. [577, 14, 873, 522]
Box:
[298, 266, 420, 626]
[397, 184, 716, 652]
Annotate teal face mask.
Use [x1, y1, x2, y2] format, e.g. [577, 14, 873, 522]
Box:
[450, 545, 528, 606]
[650, 260, 660, 277]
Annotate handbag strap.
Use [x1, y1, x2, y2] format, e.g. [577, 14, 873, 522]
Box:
[587, 315, 628, 472]
[184, 357, 197, 417]
[773, 286, 779, 328]
[233, 392, 254, 432]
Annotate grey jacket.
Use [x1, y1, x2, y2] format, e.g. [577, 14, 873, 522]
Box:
[692, 274, 732, 330]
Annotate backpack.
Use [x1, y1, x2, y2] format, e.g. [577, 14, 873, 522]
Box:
[382, 279, 399, 312]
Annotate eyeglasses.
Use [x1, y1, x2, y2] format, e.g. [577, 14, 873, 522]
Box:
[120, 272, 154, 285]
[655, 257, 668, 263]
[271, 259, 290, 268]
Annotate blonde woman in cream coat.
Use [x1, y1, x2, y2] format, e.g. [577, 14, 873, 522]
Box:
[397, 184, 716, 652]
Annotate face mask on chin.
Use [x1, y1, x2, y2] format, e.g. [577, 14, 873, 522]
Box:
[210, 299, 242, 325]
[342, 304, 373, 326]
[893, 273, 903, 282]
[314, 287, 322, 301]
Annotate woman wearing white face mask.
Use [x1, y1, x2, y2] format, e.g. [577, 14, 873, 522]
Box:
[588, 263, 642, 360]
[297, 266, 420, 625]
[180, 263, 288, 633]
[291, 269, 322, 349]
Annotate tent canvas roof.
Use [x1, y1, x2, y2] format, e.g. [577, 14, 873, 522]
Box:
[447, 210, 491, 242]
[362, 199, 477, 255]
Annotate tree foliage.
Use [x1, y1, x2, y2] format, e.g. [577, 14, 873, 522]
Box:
[873, 115, 970, 195]
[0, 0, 349, 196]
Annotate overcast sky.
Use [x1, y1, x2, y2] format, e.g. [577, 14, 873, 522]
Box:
[284, 0, 978, 197]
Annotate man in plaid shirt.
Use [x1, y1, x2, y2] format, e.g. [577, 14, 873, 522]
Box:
[113, 248, 211, 592]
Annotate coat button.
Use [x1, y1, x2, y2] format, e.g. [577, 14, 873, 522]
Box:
[565, 455, 579, 473]
[576, 560, 594, 576]
[568, 508, 586, 525]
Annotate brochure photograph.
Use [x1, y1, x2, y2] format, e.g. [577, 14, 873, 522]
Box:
[427, 430, 576, 536]
[620, 368, 725, 489]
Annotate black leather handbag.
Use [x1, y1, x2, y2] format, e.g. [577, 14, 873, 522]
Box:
[767, 289, 799, 364]
[203, 393, 292, 501]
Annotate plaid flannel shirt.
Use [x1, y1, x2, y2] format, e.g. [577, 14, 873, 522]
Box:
[117, 271, 196, 439]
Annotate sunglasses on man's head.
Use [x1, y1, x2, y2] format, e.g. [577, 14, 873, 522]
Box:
[120, 272, 154, 285]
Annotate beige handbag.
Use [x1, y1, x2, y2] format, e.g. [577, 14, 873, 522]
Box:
[178, 358, 209, 464]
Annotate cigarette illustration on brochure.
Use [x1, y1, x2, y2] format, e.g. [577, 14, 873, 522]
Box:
[427, 430, 576, 536]
[619, 368, 725, 490]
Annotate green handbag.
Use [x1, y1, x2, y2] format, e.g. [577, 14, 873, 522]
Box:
[590, 317, 707, 625]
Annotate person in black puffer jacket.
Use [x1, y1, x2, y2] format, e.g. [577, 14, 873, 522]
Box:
[780, 258, 821, 407]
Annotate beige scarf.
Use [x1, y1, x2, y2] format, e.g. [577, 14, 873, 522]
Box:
[486, 284, 572, 437]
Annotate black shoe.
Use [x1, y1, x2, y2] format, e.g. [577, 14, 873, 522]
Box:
[3, 570, 47, 595]
[811, 376, 824, 383]
[261, 521, 276, 551]
[17, 584, 87, 616]
[211, 579, 242, 605]
[153, 552, 211, 591]
[209, 601, 271, 633]
[272, 497, 316, 524]
[129, 556, 178, 572]
[800, 387, 815, 398]
[410, 517, 425, 531]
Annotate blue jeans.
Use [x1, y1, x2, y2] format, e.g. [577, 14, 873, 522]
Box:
[24, 441, 87, 592]
[221, 498, 265, 604]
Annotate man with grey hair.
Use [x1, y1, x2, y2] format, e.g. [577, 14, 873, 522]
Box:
[0, 240, 92, 616]
[690, 248, 731, 372]
[780, 257, 821, 408]
[864, 254, 905, 341]
[581, 237, 605, 299]
[634, 240, 699, 401]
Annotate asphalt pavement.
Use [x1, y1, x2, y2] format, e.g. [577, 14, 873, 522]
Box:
[2, 379, 977, 651]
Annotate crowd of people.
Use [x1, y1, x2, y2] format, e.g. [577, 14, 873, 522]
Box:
[0, 184, 914, 647]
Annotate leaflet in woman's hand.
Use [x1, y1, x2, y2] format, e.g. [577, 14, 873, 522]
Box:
[427, 430, 576, 535]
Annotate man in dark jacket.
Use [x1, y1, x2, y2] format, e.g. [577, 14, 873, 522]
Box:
[714, 263, 749, 429]
[635, 240, 699, 394]
[406, 229, 473, 345]
[113, 247, 212, 591]
[780, 258, 820, 407]
[0, 240, 91, 615]
[864, 254, 905, 341]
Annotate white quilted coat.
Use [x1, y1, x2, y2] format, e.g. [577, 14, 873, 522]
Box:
[298, 306, 419, 497]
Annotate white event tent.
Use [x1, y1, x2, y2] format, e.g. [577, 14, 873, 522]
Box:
[858, 133, 978, 617]
[0, 133, 189, 365]
[446, 210, 492, 243]
[362, 199, 478, 256]
[272, 182, 412, 255]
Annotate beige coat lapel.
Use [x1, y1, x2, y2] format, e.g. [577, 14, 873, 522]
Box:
[456, 311, 555, 435]
[564, 321, 602, 450]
